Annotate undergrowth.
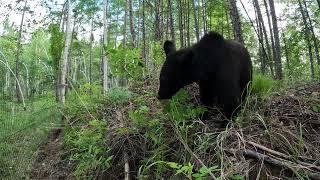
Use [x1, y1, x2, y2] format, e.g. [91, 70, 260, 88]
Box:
[0, 95, 60, 179]
[61, 73, 319, 179]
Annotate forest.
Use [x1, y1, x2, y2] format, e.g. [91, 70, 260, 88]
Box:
[0, 0, 320, 179]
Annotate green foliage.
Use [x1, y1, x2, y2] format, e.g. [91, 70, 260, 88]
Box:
[65, 119, 112, 178]
[312, 104, 320, 113]
[251, 73, 277, 98]
[151, 41, 165, 68]
[106, 87, 132, 104]
[0, 96, 59, 178]
[165, 90, 206, 123]
[48, 23, 64, 72]
[107, 45, 143, 80]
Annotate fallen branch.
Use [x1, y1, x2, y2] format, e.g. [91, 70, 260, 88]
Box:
[247, 141, 320, 171]
[236, 148, 320, 180]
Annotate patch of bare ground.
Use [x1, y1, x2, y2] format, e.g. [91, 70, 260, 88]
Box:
[30, 128, 74, 179]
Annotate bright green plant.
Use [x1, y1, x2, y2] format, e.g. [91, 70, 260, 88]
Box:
[165, 90, 206, 124]
[106, 87, 132, 104]
[65, 119, 113, 178]
[167, 162, 219, 180]
[251, 73, 277, 98]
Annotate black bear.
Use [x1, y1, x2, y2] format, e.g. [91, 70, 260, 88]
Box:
[157, 31, 252, 119]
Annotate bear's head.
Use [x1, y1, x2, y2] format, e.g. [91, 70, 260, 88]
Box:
[157, 40, 193, 100]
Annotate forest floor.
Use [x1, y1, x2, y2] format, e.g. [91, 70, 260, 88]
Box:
[30, 81, 320, 179]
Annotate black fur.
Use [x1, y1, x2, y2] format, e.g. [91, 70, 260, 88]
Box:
[158, 31, 252, 119]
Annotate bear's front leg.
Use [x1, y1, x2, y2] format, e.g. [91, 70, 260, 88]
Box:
[217, 83, 241, 119]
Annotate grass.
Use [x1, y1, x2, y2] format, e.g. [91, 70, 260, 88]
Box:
[0, 95, 61, 179]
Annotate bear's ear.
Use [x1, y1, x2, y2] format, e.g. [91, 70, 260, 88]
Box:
[164, 40, 176, 56]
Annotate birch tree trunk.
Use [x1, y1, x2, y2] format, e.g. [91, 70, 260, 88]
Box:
[59, 0, 72, 104]
[15, 0, 28, 103]
[102, 0, 109, 93]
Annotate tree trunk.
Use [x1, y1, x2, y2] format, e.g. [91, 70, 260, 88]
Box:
[102, 0, 109, 92]
[123, 0, 128, 47]
[298, 0, 315, 78]
[187, 0, 190, 46]
[114, 5, 120, 48]
[89, 17, 94, 85]
[202, 0, 206, 34]
[302, 0, 320, 66]
[142, 0, 147, 65]
[15, 0, 28, 103]
[225, 5, 231, 39]
[137, 0, 141, 47]
[268, 0, 283, 79]
[253, 0, 274, 75]
[168, 0, 175, 42]
[192, 0, 200, 42]
[155, 0, 162, 41]
[128, 0, 136, 47]
[60, 0, 72, 104]
[263, 0, 276, 77]
[228, 0, 244, 44]
[178, 0, 184, 47]
[282, 33, 290, 72]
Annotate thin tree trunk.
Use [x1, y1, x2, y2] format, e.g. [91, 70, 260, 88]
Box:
[15, 0, 28, 103]
[89, 17, 94, 85]
[263, 0, 276, 76]
[253, 0, 265, 73]
[155, 0, 161, 41]
[142, 0, 146, 65]
[187, 0, 190, 46]
[123, 0, 128, 47]
[137, 0, 141, 47]
[302, 0, 320, 66]
[225, 5, 231, 39]
[183, 0, 188, 46]
[282, 33, 290, 71]
[192, 0, 200, 42]
[178, 0, 184, 47]
[268, 0, 282, 79]
[102, 0, 109, 92]
[114, 5, 120, 48]
[298, 0, 315, 78]
[60, 0, 72, 104]
[254, 0, 274, 75]
[228, 0, 244, 44]
[120, 1, 128, 87]
[168, 0, 175, 42]
[128, 0, 136, 47]
[202, 0, 206, 34]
